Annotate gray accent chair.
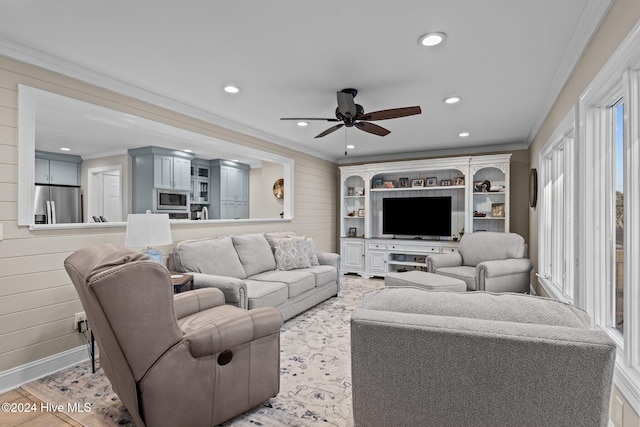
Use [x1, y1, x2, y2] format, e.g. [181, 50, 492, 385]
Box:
[351, 287, 616, 427]
[65, 243, 282, 427]
[426, 231, 533, 292]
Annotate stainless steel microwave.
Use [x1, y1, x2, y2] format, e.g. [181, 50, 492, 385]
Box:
[154, 189, 189, 211]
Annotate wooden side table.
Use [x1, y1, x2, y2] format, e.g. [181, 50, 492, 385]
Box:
[170, 271, 194, 293]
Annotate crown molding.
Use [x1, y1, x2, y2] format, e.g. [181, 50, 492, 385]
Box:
[526, 0, 614, 145]
[0, 39, 337, 163]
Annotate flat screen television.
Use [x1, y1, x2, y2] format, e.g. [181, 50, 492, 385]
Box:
[382, 196, 451, 238]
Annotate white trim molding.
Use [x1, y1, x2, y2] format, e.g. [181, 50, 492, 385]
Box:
[0, 346, 91, 394]
[578, 19, 640, 412]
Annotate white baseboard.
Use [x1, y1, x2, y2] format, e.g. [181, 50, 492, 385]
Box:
[0, 345, 91, 393]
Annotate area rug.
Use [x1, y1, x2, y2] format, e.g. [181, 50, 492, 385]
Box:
[21, 275, 384, 427]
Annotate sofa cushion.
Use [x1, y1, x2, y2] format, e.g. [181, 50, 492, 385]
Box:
[436, 265, 476, 290]
[232, 233, 277, 276]
[272, 237, 312, 270]
[306, 265, 337, 287]
[304, 237, 320, 266]
[250, 270, 315, 298]
[245, 280, 288, 309]
[173, 237, 247, 279]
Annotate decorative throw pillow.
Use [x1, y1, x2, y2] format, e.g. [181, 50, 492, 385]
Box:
[265, 231, 297, 252]
[304, 237, 320, 266]
[272, 236, 312, 271]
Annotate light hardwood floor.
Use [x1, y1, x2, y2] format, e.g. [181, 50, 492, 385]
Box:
[0, 388, 80, 427]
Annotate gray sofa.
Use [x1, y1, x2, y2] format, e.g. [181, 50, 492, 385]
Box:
[170, 232, 340, 320]
[351, 287, 616, 427]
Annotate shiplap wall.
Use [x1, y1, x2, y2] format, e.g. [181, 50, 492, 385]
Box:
[0, 55, 338, 373]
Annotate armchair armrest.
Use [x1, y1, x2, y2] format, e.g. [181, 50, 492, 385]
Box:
[426, 251, 463, 272]
[477, 258, 533, 277]
[173, 288, 225, 320]
[183, 306, 282, 358]
[190, 273, 248, 309]
[317, 252, 340, 268]
[476, 258, 534, 292]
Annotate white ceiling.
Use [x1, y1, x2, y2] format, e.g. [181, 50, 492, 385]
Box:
[0, 0, 612, 163]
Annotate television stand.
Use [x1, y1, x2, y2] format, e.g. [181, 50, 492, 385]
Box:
[352, 238, 460, 277]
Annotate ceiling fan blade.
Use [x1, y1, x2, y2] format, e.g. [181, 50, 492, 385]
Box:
[315, 123, 344, 138]
[359, 106, 422, 121]
[280, 117, 341, 122]
[337, 91, 357, 117]
[355, 122, 390, 136]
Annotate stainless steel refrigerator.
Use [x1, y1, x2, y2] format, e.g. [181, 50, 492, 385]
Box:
[34, 184, 82, 224]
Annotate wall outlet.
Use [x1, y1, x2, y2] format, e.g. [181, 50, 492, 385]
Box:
[74, 312, 86, 332]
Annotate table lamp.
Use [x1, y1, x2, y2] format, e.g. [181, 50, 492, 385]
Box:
[125, 213, 172, 263]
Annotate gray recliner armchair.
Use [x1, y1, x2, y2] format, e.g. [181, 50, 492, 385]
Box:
[426, 231, 533, 292]
[64, 243, 283, 427]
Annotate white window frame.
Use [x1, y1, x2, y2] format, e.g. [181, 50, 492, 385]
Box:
[538, 107, 576, 304]
[578, 23, 640, 410]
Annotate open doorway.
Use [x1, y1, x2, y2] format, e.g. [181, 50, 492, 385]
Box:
[88, 165, 122, 222]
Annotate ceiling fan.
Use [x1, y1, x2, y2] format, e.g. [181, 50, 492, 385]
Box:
[281, 88, 422, 138]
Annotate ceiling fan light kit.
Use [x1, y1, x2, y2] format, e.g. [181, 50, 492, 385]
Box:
[281, 88, 422, 139]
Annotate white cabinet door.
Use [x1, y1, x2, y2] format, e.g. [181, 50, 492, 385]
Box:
[173, 157, 191, 191]
[341, 240, 365, 271]
[35, 158, 50, 184]
[154, 155, 174, 189]
[367, 250, 387, 274]
[49, 160, 78, 185]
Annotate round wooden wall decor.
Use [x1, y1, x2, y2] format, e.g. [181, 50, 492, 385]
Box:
[529, 168, 538, 208]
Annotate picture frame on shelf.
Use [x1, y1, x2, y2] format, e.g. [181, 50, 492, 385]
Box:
[411, 179, 425, 187]
[347, 187, 355, 196]
[358, 208, 366, 217]
[454, 177, 465, 186]
[348, 227, 357, 237]
[474, 181, 487, 192]
[440, 179, 452, 186]
[383, 181, 395, 188]
[373, 178, 383, 188]
[426, 177, 437, 187]
[491, 203, 505, 217]
[399, 177, 409, 188]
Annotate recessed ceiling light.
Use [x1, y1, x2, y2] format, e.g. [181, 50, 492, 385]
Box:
[418, 32, 447, 47]
[183, 149, 192, 153]
[443, 96, 461, 104]
[223, 85, 240, 94]
[346, 144, 355, 149]
[60, 147, 71, 151]
[459, 132, 470, 137]
[296, 121, 309, 127]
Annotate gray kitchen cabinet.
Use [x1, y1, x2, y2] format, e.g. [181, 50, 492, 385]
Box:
[211, 159, 250, 219]
[129, 146, 195, 213]
[34, 151, 82, 185]
[153, 154, 191, 191]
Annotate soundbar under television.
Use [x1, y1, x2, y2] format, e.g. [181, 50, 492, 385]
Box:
[382, 196, 451, 238]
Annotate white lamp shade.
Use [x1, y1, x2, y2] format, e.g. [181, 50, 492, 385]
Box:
[125, 213, 173, 248]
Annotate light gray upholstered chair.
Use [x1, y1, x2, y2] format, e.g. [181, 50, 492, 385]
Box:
[64, 243, 283, 427]
[351, 287, 616, 427]
[426, 231, 533, 292]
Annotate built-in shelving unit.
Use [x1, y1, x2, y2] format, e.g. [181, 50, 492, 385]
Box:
[339, 154, 511, 277]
